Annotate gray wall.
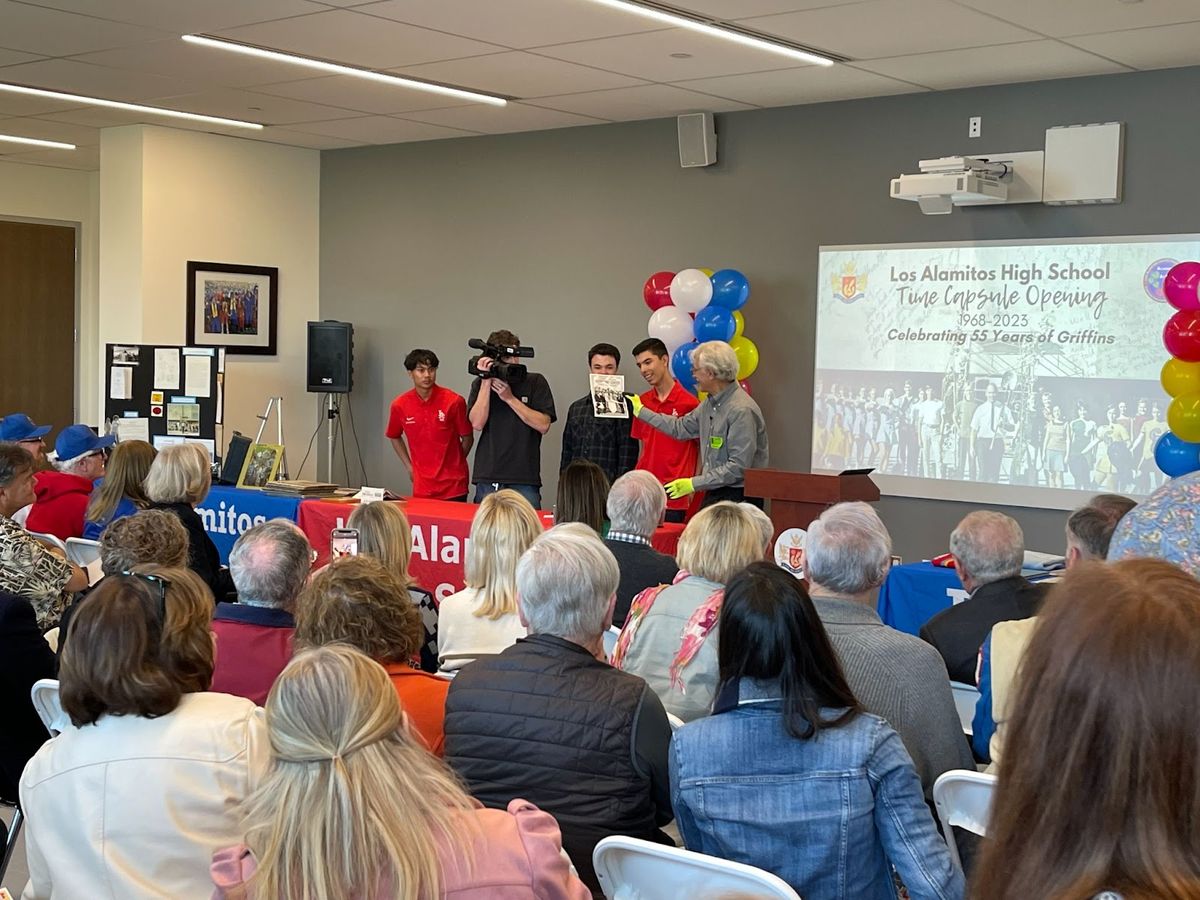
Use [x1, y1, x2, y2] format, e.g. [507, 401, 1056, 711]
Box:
[319, 66, 1200, 561]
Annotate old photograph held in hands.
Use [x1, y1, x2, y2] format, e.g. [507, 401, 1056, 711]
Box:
[590, 373, 627, 418]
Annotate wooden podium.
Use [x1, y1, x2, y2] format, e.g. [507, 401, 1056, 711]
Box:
[744, 468, 880, 539]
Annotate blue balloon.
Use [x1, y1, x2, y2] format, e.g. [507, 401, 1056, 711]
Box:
[672, 341, 699, 393]
[1154, 431, 1200, 477]
[710, 269, 750, 310]
[693, 305, 735, 342]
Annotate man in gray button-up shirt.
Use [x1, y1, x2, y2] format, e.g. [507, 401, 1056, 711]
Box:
[629, 340, 768, 507]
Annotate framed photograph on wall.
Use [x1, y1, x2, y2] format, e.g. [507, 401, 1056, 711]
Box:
[186, 261, 278, 355]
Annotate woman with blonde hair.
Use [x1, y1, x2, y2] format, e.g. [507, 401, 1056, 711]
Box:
[20, 566, 266, 900]
[612, 501, 769, 722]
[437, 490, 542, 672]
[83, 439, 156, 539]
[347, 500, 438, 672]
[146, 441, 230, 598]
[211, 643, 590, 900]
[972, 559, 1200, 900]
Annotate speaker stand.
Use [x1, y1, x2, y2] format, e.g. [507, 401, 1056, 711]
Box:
[325, 393, 341, 484]
[254, 396, 288, 480]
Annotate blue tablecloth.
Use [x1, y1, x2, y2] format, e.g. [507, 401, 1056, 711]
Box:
[877, 562, 972, 636]
[195, 485, 304, 563]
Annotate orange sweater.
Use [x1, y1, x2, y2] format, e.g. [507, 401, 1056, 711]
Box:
[384, 663, 450, 756]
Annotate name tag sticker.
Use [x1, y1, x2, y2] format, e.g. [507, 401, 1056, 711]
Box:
[709, 436, 724, 449]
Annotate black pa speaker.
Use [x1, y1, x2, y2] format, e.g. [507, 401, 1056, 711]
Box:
[219, 432, 252, 485]
[306, 320, 354, 393]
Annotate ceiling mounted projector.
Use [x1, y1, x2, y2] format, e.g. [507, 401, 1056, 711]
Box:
[890, 156, 1012, 215]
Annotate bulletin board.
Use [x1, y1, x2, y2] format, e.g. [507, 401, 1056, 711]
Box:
[104, 343, 224, 457]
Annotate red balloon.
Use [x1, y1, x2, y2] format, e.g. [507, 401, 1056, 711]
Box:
[643, 271, 676, 311]
[1164, 261, 1200, 311]
[1164, 309, 1200, 362]
[739, 379, 752, 395]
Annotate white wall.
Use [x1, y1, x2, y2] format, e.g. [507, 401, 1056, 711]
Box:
[99, 125, 322, 470]
[0, 159, 100, 422]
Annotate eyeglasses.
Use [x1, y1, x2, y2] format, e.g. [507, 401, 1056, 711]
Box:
[122, 571, 172, 621]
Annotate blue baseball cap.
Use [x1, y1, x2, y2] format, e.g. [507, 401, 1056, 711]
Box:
[0, 413, 51, 442]
[54, 424, 115, 462]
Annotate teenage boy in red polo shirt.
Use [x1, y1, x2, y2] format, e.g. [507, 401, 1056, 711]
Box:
[387, 349, 473, 500]
[630, 338, 699, 522]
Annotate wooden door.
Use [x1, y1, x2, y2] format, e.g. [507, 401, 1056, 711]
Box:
[0, 220, 76, 434]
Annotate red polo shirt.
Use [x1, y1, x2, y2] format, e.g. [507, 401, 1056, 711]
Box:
[632, 380, 700, 510]
[386, 385, 471, 499]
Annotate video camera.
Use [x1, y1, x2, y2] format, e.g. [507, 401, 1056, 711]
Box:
[467, 337, 535, 384]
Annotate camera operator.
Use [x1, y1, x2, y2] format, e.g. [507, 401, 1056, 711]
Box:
[467, 329, 556, 508]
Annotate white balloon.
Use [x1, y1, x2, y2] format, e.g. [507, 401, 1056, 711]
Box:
[669, 268, 714, 314]
[648, 306, 695, 352]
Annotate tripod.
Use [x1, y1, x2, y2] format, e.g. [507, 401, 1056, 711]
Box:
[254, 396, 289, 480]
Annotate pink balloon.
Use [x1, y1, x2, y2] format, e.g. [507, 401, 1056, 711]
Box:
[1164, 261, 1200, 311]
[739, 379, 752, 395]
[643, 271, 675, 311]
[1164, 309, 1200, 362]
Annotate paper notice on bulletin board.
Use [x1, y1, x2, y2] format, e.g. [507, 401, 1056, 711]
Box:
[185, 355, 211, 398]
[154, 348, 179, 389]
[110, 366, 133, 400]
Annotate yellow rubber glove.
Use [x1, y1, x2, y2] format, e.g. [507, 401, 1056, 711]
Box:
[626, 393, 644, 416]
[665, 477, 695, 499]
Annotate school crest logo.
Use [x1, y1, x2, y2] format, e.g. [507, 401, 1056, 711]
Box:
[1144, 258, 1176, 302]
[831, 263, 867, 304]
[437, 410, 446, 422]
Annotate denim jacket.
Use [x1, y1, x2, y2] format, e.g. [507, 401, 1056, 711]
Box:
[669, 680, 964, 900]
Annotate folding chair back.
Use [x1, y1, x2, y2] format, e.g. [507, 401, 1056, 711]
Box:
[932, 768, 997, 871]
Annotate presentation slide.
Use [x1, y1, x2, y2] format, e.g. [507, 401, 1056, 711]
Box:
[813, 235, 1200, 509]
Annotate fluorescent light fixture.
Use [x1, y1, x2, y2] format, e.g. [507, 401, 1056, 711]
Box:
[0, 83, 263, 130]
[182, 34, 509, 107]
[0, 133, 75, 150]
[582, 0, 835, 66]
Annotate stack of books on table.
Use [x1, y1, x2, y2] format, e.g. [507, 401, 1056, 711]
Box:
[261, 479, 340, 497]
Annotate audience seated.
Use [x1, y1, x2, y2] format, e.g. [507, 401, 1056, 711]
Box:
[26, 424, 114, 541]
[604, 470, 678, 628]
[214, 520, 310, 704]
[0, 443, 87, 630]
[0, 589, 56, 803]
[973, 559, 1200, 900]
[211, 644, 590, 900]
[445, 525, 674, 897]
[556, 459, 610, 534]
[671, 562, 964, 900]
[975, 493, 1135, 765]
[919, 511, 1046, 685]
[0, 413, 52, 526]
[803, 502, 974, 794]
[82, 439, 156, 540]
[348, 501, 439, 672]
[19, 567, 267, 900]
[437, 489, 539, 673]
[145, 441, 233, 599]
[1108, 470, 1200, 577]
[612, 502, 766, 722]
[296, 555, 450, 755]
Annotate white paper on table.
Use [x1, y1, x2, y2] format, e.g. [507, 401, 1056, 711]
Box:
[153, 348, 180, 389]
[118, 416, 149, 443]
[109, 366, 133, 400]
[185, 355, 212, 398]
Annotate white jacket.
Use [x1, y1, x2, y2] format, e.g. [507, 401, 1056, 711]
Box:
[19, 692, 267, 900]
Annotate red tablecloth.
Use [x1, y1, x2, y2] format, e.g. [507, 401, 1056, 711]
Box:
[297, 497, 683, 602]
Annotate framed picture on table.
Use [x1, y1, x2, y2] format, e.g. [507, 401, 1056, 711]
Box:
[186, 261, 278, 355]
[237, 443, 284, 488]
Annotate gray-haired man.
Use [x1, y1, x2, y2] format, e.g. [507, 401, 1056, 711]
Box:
[603, 470, 679, 627]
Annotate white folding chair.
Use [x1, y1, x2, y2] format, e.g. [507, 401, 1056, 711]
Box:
[593, 835, 801, 900]
[65, 537, 102, 567]
[666, 713, 685, 732]
[27, 530, 67, 555]
[603, 625, 621, 661]
[949, 681, 979, 737]
[31, 678, 70, 737]
[1, 802, 23, 886]
[932, 769, 997, 872]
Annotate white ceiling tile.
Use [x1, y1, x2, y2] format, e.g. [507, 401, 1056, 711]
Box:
[214, 9, 504, 69]
[954, 0, 1200, 38]
[0, 92, 85, 117]
[0, 47, 44, 67]
[534, 28, 807, 83]
[741, 0, 1040, 59]
[252, 74, 476, 115]
[14, 0, 327, 32]
[530, 83, 754, 120]
[71, 39, 318, 89]
[250, 127, 362, 149]
[0, 145, 99, 169]
[0, 58, 199, 102]
[395, 51, 647, 99]
[361, 0, 664, 48]
[670, 0, 868, 17]
[146, 88, 363, 125]
[405, 101, 608, 133]
[1065, 22, 1200, 71]
[36, 106, 160, 127]
[0, 0, 168, 56]
[674, 63, 924, 106]
[858, 40, 1127, 90]
[286, 114, 479, 143]
[0, 115, 99, 145]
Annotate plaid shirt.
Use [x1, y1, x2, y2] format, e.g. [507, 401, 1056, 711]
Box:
[560, 394, 640, 483]
[606, 530, 652, 547]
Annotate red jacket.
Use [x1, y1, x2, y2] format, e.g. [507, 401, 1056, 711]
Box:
[211, 603, 295, 705]
[26, 471, 93, 541]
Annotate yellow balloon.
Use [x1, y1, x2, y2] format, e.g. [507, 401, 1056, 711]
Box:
[1168, 394, 1200, 442]
[729, 335, 759, 381]
[1162, 358, 1200, 398]
[732, 310, 745, 340]
[699, 268, 714, 277]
